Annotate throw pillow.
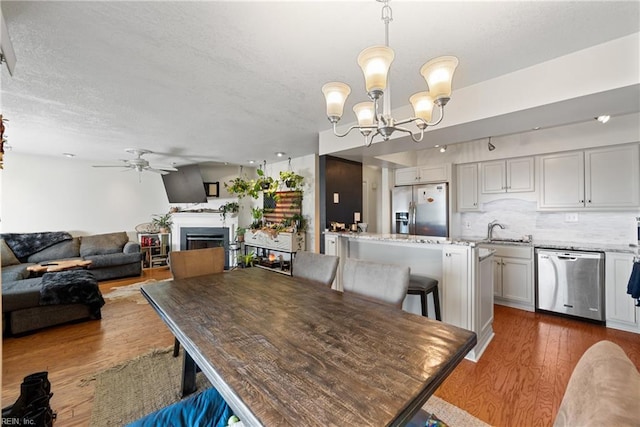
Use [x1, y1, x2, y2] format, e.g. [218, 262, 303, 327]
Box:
[1, 239, 21, 266]
[80, 232, 129, 257]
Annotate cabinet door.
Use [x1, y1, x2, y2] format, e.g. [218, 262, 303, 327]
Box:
[493, 257, 503, 297]
[481, 161, 506, 194]
[442, 246, 470, 329]
[395, 167, 417, 185]
[417, 164, 450, 183]
[605, 252, 637, 326]
[501, 258, 532, 304]
[456, 163, 479, 211]
[538, 151, 585, 209]
[507, 157, 534, 192]
[585, 144, 640, 208]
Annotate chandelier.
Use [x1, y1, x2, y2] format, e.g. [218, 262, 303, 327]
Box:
[321, 0, 458, 147]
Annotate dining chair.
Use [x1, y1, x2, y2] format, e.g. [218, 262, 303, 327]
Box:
[291, 251, 339, 287]
[341, 258, 410, 309]
[168, 247, 225, 357]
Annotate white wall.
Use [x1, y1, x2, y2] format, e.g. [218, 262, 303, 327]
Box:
[0, 153, 169, 236]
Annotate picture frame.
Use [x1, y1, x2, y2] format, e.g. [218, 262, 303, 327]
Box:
[204, 182, 219, 198]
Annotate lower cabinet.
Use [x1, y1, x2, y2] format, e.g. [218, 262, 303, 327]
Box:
[483, 244, 534, 311]
[244, 230, 305, 275]
[605, 252, 639, 333]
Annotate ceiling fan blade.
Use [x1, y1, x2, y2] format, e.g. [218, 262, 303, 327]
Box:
[92, 165, 130, 168]
[146, 167, 171, 175]
[149, 165, 178, 172]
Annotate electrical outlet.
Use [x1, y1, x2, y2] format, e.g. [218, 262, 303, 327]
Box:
[565, 213, 579, 222]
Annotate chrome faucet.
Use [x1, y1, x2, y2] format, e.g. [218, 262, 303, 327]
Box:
[488, 220, 505, 240]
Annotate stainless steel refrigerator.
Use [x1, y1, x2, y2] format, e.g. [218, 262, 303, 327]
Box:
[392, 183, 449, 237]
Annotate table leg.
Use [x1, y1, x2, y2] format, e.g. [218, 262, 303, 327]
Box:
[182, 350, 197, 397]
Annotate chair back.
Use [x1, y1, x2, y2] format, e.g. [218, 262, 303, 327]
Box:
[342, 258, 410, 308]
[292, 251, 339, 287]
[168, 247, 225, 279]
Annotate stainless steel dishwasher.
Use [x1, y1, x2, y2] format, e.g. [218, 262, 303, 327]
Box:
[535, 248, 605, 323]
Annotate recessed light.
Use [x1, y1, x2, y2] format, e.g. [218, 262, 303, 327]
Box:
[596, 115, 610, 124]
[248, 160, 255, 164]
[439, 145, 447, 153]
[532, 126, 541, 131]
[62, 153, 75, 158]
[275, 152, 285, 157]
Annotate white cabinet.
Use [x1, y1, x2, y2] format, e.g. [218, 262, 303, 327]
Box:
[442, 245, 470, 328]
[481, 157, 534, 194]
[395, 164, 450, 185]
[456, 163, 479, 211]
[245, 230, 305, 275]
[538, 144, 640, 210]
[483, 244, 533, 311]
[605, 252, 639, 333]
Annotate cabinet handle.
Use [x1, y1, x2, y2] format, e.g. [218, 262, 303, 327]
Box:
[588, 200, 591, 203]
[580, 200, 584, 203]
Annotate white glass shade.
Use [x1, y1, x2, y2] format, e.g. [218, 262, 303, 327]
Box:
[322, 82, 351, 119]
[420, 56, 459, 101]
[353, 102, 375, 126]
[409, 92, 434, 123]
[357, 46, 395, 93]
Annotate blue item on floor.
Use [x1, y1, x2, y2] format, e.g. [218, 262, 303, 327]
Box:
[126, 387, 234, 427]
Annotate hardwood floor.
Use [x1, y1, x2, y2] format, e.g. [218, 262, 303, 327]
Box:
[2, 268, 639, 426]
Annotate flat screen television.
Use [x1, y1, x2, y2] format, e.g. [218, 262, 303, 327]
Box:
[161, 164, 208, 203]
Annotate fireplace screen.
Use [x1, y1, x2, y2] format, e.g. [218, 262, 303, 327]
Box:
[180, 227, 230, 269]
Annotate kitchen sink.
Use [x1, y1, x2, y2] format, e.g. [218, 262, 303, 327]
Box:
[488, 238, 532, 245]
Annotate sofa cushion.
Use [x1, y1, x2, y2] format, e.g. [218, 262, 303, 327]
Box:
[84, 252, 142, 268]
[27, 237, 81, 263]
[1, 239, 20, 266]
[1, 264, 35, 282]
[2, 277, 44, 312]
[80, 232, 129, 257]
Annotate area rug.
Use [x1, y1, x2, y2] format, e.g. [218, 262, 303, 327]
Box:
[87, 348, 490, 427]
[102, 279, 169, 304]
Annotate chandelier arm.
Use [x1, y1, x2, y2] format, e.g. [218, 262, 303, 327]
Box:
[365, 130, 381, 147]
[332, 122, 378, 138]
[422, 104, 446, 127]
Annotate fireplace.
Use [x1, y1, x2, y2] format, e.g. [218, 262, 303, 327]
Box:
[180, 227, 230, 269]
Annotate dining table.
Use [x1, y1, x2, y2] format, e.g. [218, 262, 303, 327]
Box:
[141, 267, 477, 426]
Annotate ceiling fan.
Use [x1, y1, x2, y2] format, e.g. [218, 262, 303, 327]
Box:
[93, 149, 178, 175]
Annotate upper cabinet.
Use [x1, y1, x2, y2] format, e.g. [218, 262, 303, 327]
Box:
[538, 144, 640, 210]
[481, 157, 534, 194]
[456, 163, 479, 211]
[395, 164, 451, 185]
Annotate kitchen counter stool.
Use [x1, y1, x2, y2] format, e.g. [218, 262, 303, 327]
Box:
[408, 276, 441, 321]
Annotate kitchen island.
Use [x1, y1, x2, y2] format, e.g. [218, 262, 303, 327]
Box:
[324, 232, 495, 362]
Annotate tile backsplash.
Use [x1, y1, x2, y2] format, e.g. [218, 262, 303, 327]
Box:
[457, 199, 639, 246]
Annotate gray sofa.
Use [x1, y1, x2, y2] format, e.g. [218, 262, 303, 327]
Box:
[1, 231, 142, 334]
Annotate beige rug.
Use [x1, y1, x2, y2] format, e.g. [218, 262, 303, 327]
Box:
[102, 279, 169, 304]
[87, 348, 490, 427]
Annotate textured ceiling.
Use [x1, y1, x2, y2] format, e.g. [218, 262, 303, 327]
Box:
[1, 1, 639, 167]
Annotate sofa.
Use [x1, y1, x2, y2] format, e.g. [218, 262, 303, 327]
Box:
[554, 340, 640, 426]
[1, 231, 143, 335]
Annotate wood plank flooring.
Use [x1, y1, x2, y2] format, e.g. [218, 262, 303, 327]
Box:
[2, 268, 640, 426]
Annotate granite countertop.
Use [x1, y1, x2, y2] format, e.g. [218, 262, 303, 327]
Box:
[325, 231, 639, 255]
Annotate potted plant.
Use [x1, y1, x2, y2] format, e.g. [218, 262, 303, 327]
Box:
[279, 170, 305, 191]
[151, 212, 173, 233]
[256, 168, 278, 198]
[225, 176, 253, 199]
[235, 226, 246, 243]
[239, 251, 256, 268]
[220, 202, 240, 221]
[250, 207, 264, 229]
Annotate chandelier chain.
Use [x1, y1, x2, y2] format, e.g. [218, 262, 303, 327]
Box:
[381, 1, 392, 46]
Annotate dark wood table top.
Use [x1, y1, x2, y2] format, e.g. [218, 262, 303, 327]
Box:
[141, 267, 476, 426]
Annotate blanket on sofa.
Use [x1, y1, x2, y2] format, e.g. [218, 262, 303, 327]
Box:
[1, 231, 72, 260]
[40, 270, 105, 317]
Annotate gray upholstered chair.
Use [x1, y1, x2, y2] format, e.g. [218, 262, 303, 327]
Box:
[342, 258, 410, 308]
[168, 247, 225, 356]
[292, 251, 339, 287]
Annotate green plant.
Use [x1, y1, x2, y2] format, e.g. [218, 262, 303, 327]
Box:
[279, 170, 305, 190]
[235, 226, 247, 242]
[151, 212, 173, 230]
[250, 207, 263, 229]
[224, 176, 252, 199]
[220, 202, 240, 220]
[256, 168, 278, 198]
[239, 251, 255, 268]
[291, 213, 307, 232]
